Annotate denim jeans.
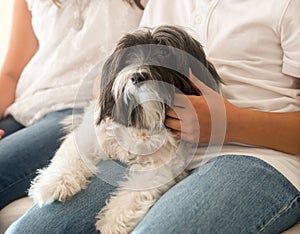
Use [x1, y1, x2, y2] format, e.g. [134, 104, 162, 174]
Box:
[0, 109, 80, 210]
[6, 155, 300, 234]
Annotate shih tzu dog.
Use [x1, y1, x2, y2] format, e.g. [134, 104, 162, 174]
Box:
[29, 25, 222, 233]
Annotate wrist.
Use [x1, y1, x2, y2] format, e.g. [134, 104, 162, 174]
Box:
[224, 102, 244, 143]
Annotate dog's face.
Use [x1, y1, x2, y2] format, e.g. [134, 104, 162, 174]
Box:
[97, 26, 221, 130]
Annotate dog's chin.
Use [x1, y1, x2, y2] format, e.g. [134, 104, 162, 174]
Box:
[98, 119, 169, 156]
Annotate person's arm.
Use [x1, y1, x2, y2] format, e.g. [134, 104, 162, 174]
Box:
[0, 0, 38, 119]
[226, 100, 300, 155]
[165, 72, 300, 155]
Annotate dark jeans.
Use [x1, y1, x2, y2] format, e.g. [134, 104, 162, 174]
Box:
[0, 109, 80, 209]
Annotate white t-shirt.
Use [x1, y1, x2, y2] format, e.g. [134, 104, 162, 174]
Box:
[5, 0, 143, 126]
[141, 0, 300, 190]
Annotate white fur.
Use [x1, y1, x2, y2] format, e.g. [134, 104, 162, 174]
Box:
[29, 103, 105, 206]
[95, 120, 188, 233]
[29, 70, 190, 233]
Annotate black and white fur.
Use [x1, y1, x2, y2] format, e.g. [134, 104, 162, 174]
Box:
[29, 25, 222, 233]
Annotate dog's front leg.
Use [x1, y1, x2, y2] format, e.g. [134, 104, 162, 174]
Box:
[28, 132, 94, 206]
[95, 164, 186, 234]
[96, 186, 165, 234]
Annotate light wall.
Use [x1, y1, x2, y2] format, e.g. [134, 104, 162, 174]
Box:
[0, 0, 14, 67]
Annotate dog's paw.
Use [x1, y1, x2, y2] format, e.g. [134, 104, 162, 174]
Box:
[95, 189, 156, 234]
[95, 200, 134, 234]
[28, 169, 87, 206]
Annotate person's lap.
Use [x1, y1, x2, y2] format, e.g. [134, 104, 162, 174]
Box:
[0, 115, 24, 138]
[6, 155, 300, 233]
[7, 176, 115, 234]
[133, 155, 300, 233]
[0, 109, 77, 209]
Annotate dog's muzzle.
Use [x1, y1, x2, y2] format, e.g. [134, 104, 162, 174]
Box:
[111, 66, 170, 130]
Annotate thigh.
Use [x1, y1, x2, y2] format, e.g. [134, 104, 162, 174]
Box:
[0, 115, 24, 138]
[132, 155, 300, 234]
[6, 171, 116, 234]
[0, 109, 76, 209]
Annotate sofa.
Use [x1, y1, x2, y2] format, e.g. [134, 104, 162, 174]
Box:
[0, 197, 299, 233]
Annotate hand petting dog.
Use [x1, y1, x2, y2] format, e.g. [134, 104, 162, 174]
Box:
[166, 70, 230, 144]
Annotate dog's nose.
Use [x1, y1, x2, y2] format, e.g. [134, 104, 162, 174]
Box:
[131, 73, 144, 85]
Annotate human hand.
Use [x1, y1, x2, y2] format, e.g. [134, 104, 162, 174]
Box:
[0, 129, 5, 140]
[166, 71, 300, 154]
[165, 70, 234, 144]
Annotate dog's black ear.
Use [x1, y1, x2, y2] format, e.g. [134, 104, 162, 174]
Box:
[96, 52, 119, 125]
[188, 53, 222, 92]
[151, 25, 222, 92]
[206, 60, 222, 86]
[186, 37, 222, 92]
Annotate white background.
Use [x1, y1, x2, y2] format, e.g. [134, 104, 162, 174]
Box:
[0, 0, 14, 67]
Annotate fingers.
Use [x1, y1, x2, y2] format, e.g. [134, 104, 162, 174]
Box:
[165, 106, 190, 133]
[165, 109, 181, 131]
[172, 94, 201, 111]
[164, 116, 191, 140]
[172, 94, 190, 108]
[0, 129, 5, 140]
[165, 117, 199, 143]
[164, 70, 216, 143]
[164, 70, 225, 144]
[165, 108, 178, 119]
[189, 69, 225, 112]
[171, 69, 215, 108]
[165, 94, 201, 139]
[165, 105, 199, 141]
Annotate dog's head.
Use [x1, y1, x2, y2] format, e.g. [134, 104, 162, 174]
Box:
[97, 25, 222, 130]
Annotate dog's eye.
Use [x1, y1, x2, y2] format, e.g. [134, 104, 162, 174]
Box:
[160, 48, 170, 57]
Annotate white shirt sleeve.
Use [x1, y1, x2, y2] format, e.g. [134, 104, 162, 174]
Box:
[281, 0, 300, 78]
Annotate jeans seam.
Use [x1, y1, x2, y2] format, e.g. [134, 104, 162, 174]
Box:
[0, 170, 37, 194]
[257, 195, 300, 233]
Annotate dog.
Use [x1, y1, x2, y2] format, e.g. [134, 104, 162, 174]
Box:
[29, 25, 222, 233]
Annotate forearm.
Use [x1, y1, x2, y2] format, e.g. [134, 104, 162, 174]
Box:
[0, 74, 18, 119]
[227, 106, 300, 155]
[0, 0, 39, 119]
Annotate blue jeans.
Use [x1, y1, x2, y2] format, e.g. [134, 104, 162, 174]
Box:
[6, 155, 300, 234]
[0, 109, 80, 210]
